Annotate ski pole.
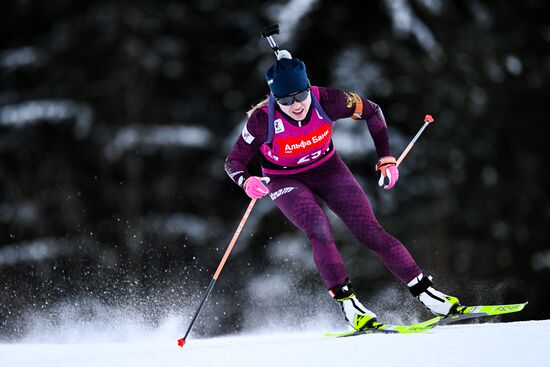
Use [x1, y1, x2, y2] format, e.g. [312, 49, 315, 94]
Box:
[396, 114, 435, 167]
[178, 197, 258, 348]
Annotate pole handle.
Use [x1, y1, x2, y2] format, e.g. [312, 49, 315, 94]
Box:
[261, 24, 281, 58]
[396, 115, 435, 167]
[260, 24, 280, 38]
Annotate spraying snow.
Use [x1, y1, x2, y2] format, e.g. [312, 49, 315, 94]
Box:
[0, 320, 547, 367]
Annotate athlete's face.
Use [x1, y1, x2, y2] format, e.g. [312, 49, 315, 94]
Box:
[277, 90, 311, 121]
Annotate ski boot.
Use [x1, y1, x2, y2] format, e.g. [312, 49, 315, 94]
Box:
[329, 280, 378, 331]
[408, 273, 460, 316]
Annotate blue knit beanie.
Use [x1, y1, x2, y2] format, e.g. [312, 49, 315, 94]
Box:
[265, 58, 310, 98]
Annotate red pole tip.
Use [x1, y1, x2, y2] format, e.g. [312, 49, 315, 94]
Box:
[424, 114, 435, 123]
[177, 338, 186, 348]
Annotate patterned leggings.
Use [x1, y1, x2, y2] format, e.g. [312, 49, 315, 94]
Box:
[265, 153, 422, 289]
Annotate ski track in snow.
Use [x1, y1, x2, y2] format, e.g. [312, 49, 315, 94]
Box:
[0, 320, 548, 367]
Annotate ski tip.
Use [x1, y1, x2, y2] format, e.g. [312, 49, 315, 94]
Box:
[509, 301, 529, 311]
[177, 338, 186, 348]
[424, 114, 435, 123]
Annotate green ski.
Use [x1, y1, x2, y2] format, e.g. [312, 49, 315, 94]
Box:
[412, 302, 529, 329]
[325, 302, 528, 338]
[324, 322, 434, 338]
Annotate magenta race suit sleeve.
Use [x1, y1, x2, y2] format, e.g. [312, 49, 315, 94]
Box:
[224, 87, 393, 186]
[224, 108, 269, 187]
[318, 87, 393, 158]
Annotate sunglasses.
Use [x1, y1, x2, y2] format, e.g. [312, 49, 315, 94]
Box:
[276, 88, 310, 106]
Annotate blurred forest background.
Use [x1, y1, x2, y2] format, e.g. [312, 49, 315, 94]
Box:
[1, 0, 549, 341]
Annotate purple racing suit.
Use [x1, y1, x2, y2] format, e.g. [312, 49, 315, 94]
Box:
[225, 86, 422, 288]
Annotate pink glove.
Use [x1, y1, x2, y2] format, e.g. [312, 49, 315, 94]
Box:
[375, 156, 399, 190]
[243, 176, 270, 199]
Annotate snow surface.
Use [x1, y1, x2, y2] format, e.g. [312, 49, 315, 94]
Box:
[0, 320, 548, 367]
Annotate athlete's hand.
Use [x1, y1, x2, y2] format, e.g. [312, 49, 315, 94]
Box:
[375, 156, 399, 190]
[243, 176, 270, 199]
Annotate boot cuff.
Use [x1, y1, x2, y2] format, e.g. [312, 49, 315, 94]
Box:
[409, 275, 433, 297]
[328, 279, 355, 300]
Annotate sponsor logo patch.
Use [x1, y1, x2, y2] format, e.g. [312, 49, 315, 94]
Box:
[270, 186, 296, 200]
[274, 119, 285, 134]
[344, 92, 354, 108]
[241, 124, 255, 144]
[277, 125, 331, 155]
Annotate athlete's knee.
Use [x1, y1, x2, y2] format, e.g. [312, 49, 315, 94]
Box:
[304, 217, 334, 246]
[358, 226, 399, 252]
[371, 238, 401, 254]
